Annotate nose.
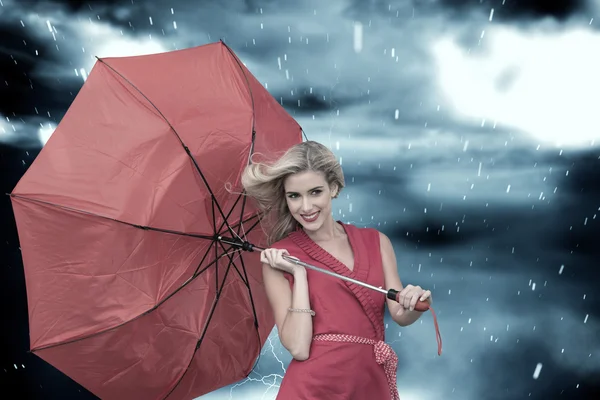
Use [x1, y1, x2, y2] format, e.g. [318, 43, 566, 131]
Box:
[300, 196, 312, 213]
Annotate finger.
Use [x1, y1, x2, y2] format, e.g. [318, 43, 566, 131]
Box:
[264, 250, 275, 267]
[409, 292, 420, 311]
[398, 286, 410, 305]
[404, 291, 412, 309]
[260, 251, 267, 264]
[280, 250, 296, 263]
[275, 249, 284, 266]
[280, 249, 297, 266]
[398, 286, 410, 298]
[420, 290, 431, 301]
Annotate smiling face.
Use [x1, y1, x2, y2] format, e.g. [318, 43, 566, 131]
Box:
[283, 170, 337, 232]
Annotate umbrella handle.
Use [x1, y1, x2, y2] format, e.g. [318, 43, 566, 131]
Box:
[385, 288, 429, 311]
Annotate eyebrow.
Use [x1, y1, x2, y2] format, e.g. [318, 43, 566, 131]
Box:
[286, 186, 324, 194]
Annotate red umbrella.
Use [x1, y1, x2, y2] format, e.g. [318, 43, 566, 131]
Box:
[10, 41, 303, 400]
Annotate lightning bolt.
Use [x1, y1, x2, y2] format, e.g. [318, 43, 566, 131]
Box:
[228, 327, 288, 400]
[386, 321, 405, 347]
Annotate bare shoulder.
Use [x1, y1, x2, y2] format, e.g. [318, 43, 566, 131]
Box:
[377, 230, 393, 248]
[374, 230, 404, 293]
[375, 230, 396, 266]
[352, 225, 390, 247]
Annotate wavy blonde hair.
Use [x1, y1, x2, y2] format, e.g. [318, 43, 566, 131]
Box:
[241, 141, 345, 245]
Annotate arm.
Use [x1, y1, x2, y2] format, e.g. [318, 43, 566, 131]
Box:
[379, 232, 426, 327]
[262, 264, 313, 360]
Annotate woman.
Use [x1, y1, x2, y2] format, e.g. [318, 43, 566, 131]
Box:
[241, 141, 433, 400]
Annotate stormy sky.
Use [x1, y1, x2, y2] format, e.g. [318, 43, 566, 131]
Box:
[1, 0, 599, 399]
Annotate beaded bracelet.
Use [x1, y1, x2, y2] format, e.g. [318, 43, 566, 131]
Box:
[288, 307, 316, 317]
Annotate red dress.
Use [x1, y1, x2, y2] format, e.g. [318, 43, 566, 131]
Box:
[273, 222, 398, 400]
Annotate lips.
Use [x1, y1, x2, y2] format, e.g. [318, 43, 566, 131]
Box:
[301, 211, 320, 223]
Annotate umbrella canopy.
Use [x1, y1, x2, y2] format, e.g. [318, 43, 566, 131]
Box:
[10, 41, 303, 400]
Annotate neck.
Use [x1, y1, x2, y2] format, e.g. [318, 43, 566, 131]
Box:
[304, 215, 343, 242]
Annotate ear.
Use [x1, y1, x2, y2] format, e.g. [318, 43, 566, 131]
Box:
[330, 183, 339, 198]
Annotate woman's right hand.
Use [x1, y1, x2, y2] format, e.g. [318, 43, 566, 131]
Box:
[260, 248, 302, 275]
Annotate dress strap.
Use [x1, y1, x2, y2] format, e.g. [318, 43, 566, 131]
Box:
[313, 334, 400, 400]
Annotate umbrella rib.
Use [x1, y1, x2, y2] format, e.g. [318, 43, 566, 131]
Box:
[220, 212, 260, 236]
[216, 192, 244, 237]
[230, 193, 264, 374]
[236, 251, 260, 326]
[211, 197, 218, 294]
[238, 195, 248, 236]
[163, 213, 264, 399]
[11, 195, 265, 351]
[216, 241, 248, 286]
[232, 192, 261, 327]
[9, 193, 218, 241]
[95, 56, 241, 241]
[221, 40, 256, 137]
[192, 239, 216, 277]
[162, 244, 239, 400]
[29, 243, 235, 353]
[235, 213, 264, 240]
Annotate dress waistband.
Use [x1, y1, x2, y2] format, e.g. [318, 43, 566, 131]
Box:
[312, 333, 400, 400]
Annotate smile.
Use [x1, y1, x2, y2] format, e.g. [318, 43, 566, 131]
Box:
[301, 211, 320, 222]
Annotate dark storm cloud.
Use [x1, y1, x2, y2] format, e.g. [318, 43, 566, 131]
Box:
[278, 86, 364, 115]
[549, 151, 600, 259]
[438, 0, 588, 21]
[475, 338, 600, 400]
[343, 0, 588, 22]
[561, 151, 600, 196]
[0, 23, 79, 122]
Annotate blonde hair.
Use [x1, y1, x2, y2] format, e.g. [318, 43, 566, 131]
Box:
[241, 141, 345, 245]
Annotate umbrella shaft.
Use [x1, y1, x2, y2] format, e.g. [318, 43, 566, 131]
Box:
[216, 236, 387, 295]
[281, 254, 388, 295]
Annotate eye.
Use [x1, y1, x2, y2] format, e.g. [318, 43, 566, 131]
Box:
[287, 193, 299, 199]
[311, 189, 322, 195]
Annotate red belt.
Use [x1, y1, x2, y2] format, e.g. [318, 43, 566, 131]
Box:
[312, 333, 400, 400]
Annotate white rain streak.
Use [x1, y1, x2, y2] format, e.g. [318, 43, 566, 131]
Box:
[533, 363, 543, 379]
[353, 22, 363, 53]
[78, 68, 88, 82]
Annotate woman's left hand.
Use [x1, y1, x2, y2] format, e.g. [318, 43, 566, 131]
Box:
[397, 284, 432, 312]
